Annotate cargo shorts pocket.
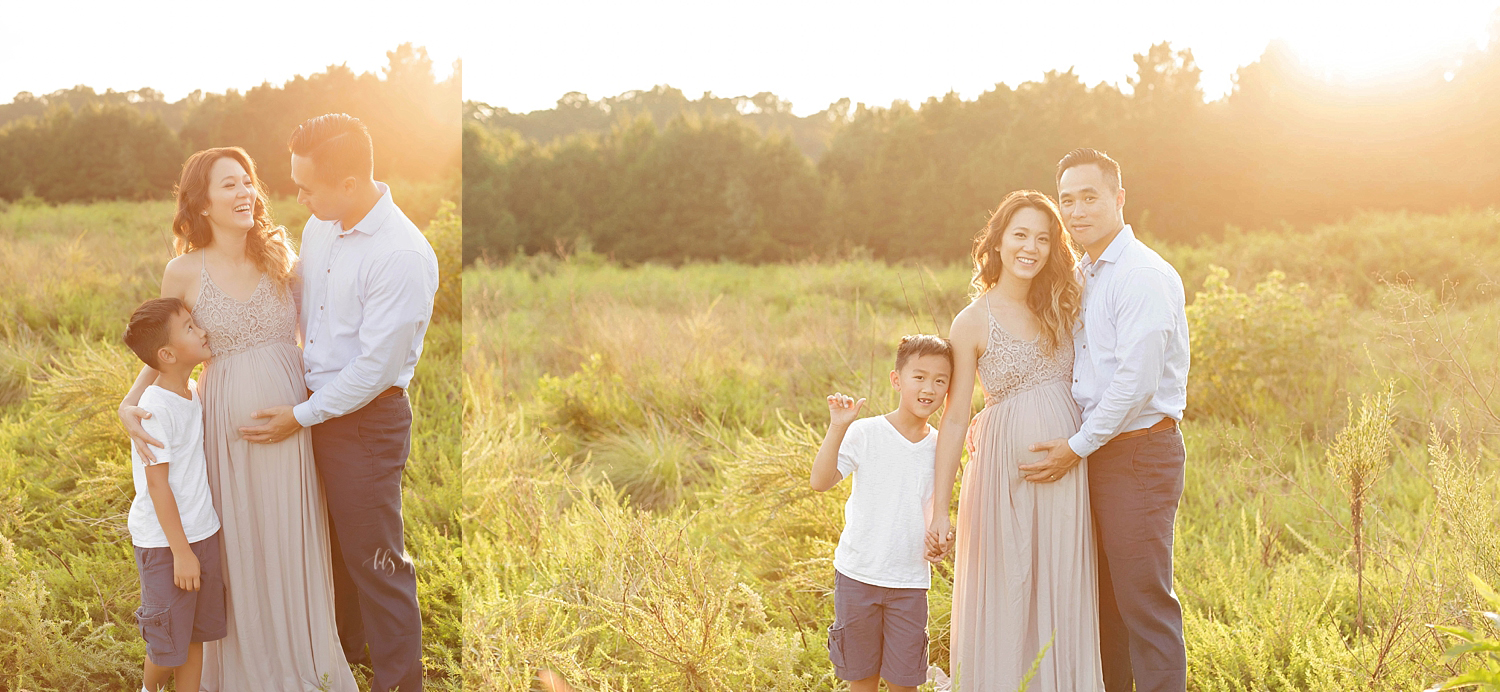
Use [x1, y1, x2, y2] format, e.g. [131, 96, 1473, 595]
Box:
[135, 605, 175, 664]
[826, 623, 847, 668]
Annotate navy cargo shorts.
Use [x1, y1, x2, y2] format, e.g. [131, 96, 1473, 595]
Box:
[133, 530, 227, 667]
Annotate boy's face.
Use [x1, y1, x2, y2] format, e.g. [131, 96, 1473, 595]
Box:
[157, 309, 212, 368]
[889, 353, 952, 420]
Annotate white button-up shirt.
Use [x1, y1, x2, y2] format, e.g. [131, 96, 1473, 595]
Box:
[1067, 224, 1190, 459]
[292, 182, 440, 427]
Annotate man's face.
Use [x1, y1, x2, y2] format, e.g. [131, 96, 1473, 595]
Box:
[290, 153, 352, 224]
[1057, 163, 1125, 253]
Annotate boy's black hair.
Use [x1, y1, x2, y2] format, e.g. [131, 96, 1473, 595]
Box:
[895, 334, 954, 372]
[124, 297, 189, 370]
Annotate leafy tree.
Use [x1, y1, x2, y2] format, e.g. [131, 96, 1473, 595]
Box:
[464, 34, 1500, 265]
[0, 43, 458, 203]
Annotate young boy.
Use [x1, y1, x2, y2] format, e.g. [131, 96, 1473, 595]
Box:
[811, 334, 954, 692]
[121, 297, 224, 692]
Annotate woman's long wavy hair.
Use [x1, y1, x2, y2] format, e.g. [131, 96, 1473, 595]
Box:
[172, 147, 295, 296]
[970, 189, 1082, 356]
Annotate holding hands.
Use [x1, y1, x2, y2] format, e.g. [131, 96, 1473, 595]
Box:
[926, 514, 955, 563]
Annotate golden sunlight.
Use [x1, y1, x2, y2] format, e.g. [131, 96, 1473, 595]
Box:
[1276, 2, 1496, 83]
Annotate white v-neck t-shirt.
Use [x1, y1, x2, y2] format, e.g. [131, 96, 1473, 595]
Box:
[832, 415, 937, 589]
[127, 382, 221, 548]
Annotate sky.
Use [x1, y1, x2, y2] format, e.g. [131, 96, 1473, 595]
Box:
[3, 1, 1497, 117]
[0, 0, 461, 103]
[460, 0, 1500, 116]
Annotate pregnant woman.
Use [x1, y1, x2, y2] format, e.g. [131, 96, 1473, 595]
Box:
[927, 189, 1103, 690]
[120, 147, 356, 690]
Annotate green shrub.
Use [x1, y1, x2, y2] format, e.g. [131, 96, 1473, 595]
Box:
[1187, 266, 1349, 429]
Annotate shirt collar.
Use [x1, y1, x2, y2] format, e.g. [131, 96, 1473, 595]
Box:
[1082, 223, 1135, 268]
[339, 181, 394, 236]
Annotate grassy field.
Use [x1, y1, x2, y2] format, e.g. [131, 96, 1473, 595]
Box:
[0, 180, 462, 691]
[463, 209, 1500, 690]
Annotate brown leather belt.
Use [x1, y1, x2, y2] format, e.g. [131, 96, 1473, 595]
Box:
[1110, 417, 1177, 443]
[305, 386, 405, 400]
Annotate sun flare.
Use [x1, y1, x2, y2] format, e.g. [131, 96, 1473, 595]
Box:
[1275, 2, 1497, 83]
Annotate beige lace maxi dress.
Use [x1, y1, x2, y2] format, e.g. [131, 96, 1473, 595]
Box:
[192, 258, 357, 691]
[949, 293, 1104, 691]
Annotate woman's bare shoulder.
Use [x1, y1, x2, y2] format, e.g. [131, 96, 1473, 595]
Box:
[163, 249, 201, 274]
[160, 250, 201, 299]
[949, 295, 990, 346]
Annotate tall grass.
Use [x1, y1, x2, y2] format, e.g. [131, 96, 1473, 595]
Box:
[464, 209, 1500, 690]
[0, 194, 462, 690]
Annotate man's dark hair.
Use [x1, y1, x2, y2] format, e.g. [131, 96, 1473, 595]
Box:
[895, 334, 954, 372]
[124, 297, 188, 369]
[288, 113, 374, 184]
[1056, 148, 1123, 191]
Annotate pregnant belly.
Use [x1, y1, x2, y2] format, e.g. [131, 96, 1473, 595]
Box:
[198, 342, 308, 429]
[969, 379, 1082, 461]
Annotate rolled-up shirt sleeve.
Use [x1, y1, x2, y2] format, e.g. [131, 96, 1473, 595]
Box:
[293, 250, 436, 426]
[1068, 267, 1174, 458]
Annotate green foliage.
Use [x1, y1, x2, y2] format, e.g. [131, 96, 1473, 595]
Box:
[1186, 267, 1349, 429]
[1428, 576, 1500, 692]
[0, 104, 182, 203]
[467, 39, 1500, 264]
[0, 43, 459, 203]
[466, 85, 845, 160]
[0, 198, 462, 690]
[461, 115, 824, 265]
[1160, 210, 1500, 309]
[426, 200, 464, 322]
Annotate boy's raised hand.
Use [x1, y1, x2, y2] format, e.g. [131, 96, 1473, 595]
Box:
[827, 393, 865, 427]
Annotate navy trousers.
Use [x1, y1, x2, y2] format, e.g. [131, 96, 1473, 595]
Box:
[312, 392, 423, 692]
[1088, 425, 1188, 692]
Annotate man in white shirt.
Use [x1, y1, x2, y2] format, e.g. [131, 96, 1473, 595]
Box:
[240, 114, 438, 692]
[1020, 148, 1190, 692]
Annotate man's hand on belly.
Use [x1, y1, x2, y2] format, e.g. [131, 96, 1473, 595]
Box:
[240, 405, 302, 444]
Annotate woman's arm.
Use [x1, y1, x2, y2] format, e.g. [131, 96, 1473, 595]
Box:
[122, 365, 154, 407]
[291, 257, 304, 345]
[926, 305, 983, 560]
[119, 257, 193, 461]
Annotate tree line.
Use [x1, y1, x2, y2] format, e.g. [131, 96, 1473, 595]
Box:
[463, 33, 1500, 265]
[0, 44, 460, 203]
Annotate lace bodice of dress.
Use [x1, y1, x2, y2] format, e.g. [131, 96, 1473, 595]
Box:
[976, 296, 1073, 406]
[193, 267, 298, 358]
